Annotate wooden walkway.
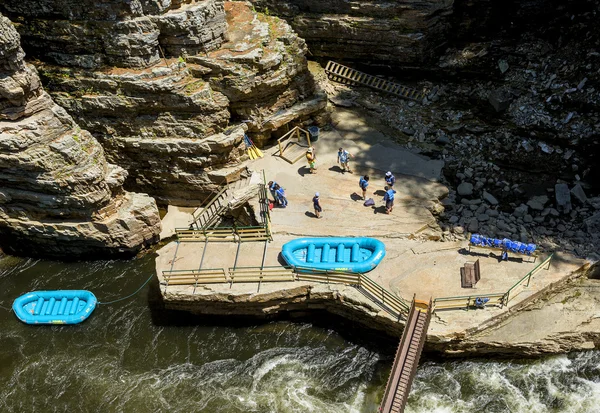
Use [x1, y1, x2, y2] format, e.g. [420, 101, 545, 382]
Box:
[324, 61, 425, 101]
[379, 298, 432, 413]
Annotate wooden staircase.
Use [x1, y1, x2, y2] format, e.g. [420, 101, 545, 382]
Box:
[324, 61, 425, 101]
[189, 175, 254, 231]
[379, 298, 432, 413]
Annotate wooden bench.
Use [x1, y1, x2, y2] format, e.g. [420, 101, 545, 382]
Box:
[461, 259, 481, 288]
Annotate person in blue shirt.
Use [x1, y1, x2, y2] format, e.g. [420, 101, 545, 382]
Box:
[312, 192, 322, 218]
[383, 186, 395, 214]
[275, 184, 288, 208]
[385, 171, 396, 188]
[337, 147, 354, 173]
[268, 181, 278, 204]
[359, 175, 369, 200]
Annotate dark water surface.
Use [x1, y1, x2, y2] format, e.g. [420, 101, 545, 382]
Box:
[0, 255, 598, 412]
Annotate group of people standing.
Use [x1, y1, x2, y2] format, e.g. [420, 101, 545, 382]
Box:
[267, 181, 287, 208]
[358, 171, 396, 214]
[303, 146, 354, 175]
[268, 145, 397, 217]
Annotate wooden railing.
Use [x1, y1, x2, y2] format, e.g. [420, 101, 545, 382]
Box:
[175, 227, 237, 242]
[190, 185, 230, 230]
[163, 248, 553, 315]
[504, 253, 553, 304]
[433, 292, 507, 311]
[162, 265, 410, 319]
[162, 268, 229, 286]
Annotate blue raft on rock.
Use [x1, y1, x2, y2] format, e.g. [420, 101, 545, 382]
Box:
[281, 237, 386, 273]
[12, 290, 97, 325]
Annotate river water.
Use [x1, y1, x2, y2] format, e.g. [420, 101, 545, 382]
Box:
[1, 255, 598, 412]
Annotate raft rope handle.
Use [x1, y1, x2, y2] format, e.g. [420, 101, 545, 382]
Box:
[98, 273, 154, 305]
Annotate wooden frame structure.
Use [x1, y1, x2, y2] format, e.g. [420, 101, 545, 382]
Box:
[277, 126, 311, 164]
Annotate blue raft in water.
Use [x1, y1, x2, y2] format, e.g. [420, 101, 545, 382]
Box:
[281, 237, 386, 273]
[12, 290, 97, 325]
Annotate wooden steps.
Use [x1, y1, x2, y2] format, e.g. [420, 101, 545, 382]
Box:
[324, 61, 425, 102]
[379, 299, 432, 413]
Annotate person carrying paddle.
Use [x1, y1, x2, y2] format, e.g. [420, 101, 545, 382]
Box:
[383, 186, 395, 214]
[306, 147, 317, 174]
[359, 175, 369, 200]
[337, 147, 354, 173]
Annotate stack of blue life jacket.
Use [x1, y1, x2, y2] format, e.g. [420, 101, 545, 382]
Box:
[470, 234, 537, 255]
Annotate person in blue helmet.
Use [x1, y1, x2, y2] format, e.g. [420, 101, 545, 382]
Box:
[275, 184, 288, 208]
[312, 192, 322, 218]
[359, 175, 369, 200]
[383, 185, 396, 214]
[337, 147, 354, 173]
[385, 171, 395, 188]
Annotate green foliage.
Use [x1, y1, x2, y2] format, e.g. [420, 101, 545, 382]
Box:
[178, 56, 186, 64]
[184, 79, 206, 95]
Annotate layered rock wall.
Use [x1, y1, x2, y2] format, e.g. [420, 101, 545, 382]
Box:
[248, 0, 572, 66]
[249, 0, 454, 65]
[0, 15, 161, 259]
[1, 1, 326, 204]
[0, 0, 227, 69]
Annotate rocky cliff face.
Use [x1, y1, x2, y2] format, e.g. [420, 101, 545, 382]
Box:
[249, 0, 454, 65]
[248, 0, 575, 67]
[1, 1, 327, 205]
[0, 14, 161, 259]
[0, 0, 227, 69]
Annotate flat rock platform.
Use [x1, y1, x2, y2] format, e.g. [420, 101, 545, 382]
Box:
[156, 107, 591, 356]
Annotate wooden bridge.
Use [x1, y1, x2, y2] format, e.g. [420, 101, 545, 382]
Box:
[324, 61, 425, 101]
[379, 298, 432, 413]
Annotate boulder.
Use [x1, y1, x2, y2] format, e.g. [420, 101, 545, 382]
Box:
[488, 87, 514, 112]
[457, 182, 474, 196]
[467, 217, 479, 232]
[570, 184, 588, 205]
[585, 212, 600, 235]
[477, 214, 490, 222]
[555, 183, 572, 213]
[527, 195, 548, 211]
[482, 190, 499, 205]
[513, 204, 529, 218]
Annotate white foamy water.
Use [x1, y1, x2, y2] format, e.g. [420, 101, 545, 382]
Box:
[407, 352, 600, 413]
[1, 255, 599, 412]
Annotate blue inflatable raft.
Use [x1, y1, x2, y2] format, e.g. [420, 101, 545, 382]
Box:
[281, 237, 386, 273]
[12, 290, 97, 325]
